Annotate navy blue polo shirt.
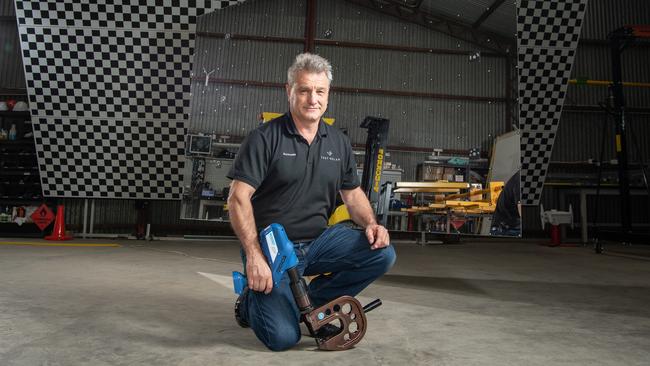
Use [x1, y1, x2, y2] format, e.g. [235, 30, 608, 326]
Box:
[227, 113, 360, 242]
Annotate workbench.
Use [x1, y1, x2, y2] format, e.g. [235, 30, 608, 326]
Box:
[392, 181, 504, 243]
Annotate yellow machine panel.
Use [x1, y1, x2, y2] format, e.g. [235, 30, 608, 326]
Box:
[328, 204, 351, 226]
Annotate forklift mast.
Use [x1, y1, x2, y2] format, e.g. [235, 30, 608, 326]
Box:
[359, 116, 390, 209]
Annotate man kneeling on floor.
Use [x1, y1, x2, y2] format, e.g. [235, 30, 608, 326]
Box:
[226, 53, 396, 351]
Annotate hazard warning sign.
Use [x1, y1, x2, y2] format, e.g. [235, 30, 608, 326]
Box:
[30, 204, 54, 231]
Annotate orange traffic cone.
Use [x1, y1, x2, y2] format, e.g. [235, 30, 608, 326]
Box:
[45, 205, 73, 241]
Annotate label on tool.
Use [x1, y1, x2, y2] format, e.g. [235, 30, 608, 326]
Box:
[615, 134, 622, 152]
[265, 231, 278, 263]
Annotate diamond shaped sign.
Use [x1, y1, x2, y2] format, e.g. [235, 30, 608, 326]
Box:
[30, 204, 54, 231]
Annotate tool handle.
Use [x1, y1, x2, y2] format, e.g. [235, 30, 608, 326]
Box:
[288, 267, 314, 314]
[363, 298, 382, 313]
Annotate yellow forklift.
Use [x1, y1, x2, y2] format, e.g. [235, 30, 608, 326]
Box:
[329, 116, 391, 226]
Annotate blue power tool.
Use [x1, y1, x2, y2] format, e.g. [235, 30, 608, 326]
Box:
[231, 223, 381, 350]
[232, 223, 299, 295]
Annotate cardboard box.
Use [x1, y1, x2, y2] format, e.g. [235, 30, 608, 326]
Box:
[417, 163, 444, 181]
[444, 167, 455, 181]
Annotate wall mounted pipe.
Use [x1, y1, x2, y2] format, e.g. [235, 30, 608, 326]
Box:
[569, 79, 650, 88]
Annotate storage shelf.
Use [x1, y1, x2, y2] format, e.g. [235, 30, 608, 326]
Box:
[0, 196, 44, 202]
[0, 221, 39, 225]
[0, 113, 43, 209]
[0, 182, 41, 187]
[0, 170, 40, 176]
[0, 140, 35, 147]
[0, 111, 30, 118]
[0, 152, 36, 156]
[0, 221, 46, 238]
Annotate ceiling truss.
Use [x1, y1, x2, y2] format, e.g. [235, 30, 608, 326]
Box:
[472, 0, 506, 29]
[345, 0, 514, 55]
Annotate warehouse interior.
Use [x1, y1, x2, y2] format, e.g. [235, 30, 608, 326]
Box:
[1, 0, 649, 364]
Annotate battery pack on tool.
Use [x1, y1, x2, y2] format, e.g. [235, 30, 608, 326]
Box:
[232, 271, 246, 295]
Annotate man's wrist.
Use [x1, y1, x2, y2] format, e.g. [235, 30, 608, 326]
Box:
[243, 242, 264, 258]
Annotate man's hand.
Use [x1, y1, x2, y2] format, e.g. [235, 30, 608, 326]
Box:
[340, 188, 391, 249]
[246, 252, 274, 294]
[366, 224, 390, 250]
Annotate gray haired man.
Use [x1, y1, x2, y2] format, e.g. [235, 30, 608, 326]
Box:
[227, 53, 396, 351]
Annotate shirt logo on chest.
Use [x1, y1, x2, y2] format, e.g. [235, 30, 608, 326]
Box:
[321, 150, 340, 162]
[282, 152, 296, 157]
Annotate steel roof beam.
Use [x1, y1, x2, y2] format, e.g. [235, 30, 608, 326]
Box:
[346, 0, 514, 55]
[472, 0, 506, 29]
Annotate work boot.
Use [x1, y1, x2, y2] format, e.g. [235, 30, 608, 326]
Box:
[234, 287, 249, 328]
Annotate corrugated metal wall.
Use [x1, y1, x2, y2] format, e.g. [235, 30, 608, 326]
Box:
[196, 0, 305, 38]
[555, 0, 650, 163]
[0, 0, 14, 14]
[188, 83, 287, 135]
[581, 0, 650, 40]
[60, 198, 229, 236]
[567, 44, 650, 107]
[0, 0, 26, 94]
[316, 45, 504, 98]
[191, 38, 300, 84]
[190, 0, 509, 183]
[553, 111, 613, 163]
[326, 93, 504, 151]
[479, 0, 517, 38]
[553, 112, 650, 162]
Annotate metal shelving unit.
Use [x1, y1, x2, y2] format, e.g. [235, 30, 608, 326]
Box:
[0, 111, 49, 236]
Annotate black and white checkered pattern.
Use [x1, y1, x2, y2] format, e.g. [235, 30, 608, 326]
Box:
[20, 26, 191, 120]
[33, 118, 185, 198]
[517, 0, 587, 49]
[517, 0, 588, 205]
[14, 0, 240, 30]
[14, 0, 243, 199]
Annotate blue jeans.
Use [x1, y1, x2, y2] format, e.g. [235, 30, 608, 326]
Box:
[239, 224, 397, 351]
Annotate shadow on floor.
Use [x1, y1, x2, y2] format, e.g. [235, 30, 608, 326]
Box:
[378, 274, 488, 295]
[376, 274, 650, 319]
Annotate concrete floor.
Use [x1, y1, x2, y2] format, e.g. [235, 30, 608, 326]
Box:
[1, 237, 649, 366]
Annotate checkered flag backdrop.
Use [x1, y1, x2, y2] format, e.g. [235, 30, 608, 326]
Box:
[14, 0, 244, 199]
[517, 0, 589, 205]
